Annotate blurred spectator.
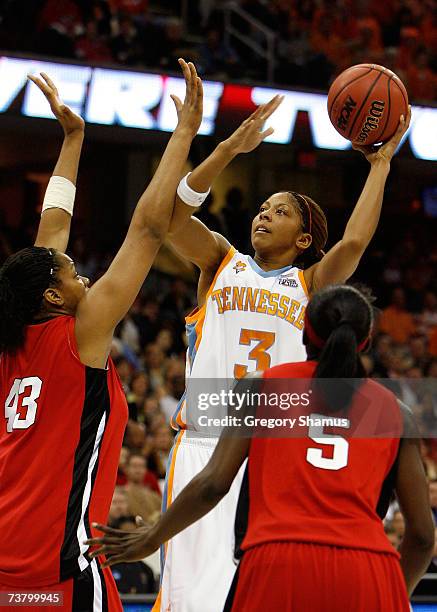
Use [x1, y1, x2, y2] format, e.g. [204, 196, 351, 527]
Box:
[406, 49, 437, 101]
[159, 18, 195, 70]
[116, 446, 131, 486]
[125, 482, 161, 523]
[108, 486, 130, 525]
[110, 516, 156, 594]
[124, 452, 162, 496]
[416, 291, 437, 337]
[391, 510, 406, 539]
[197, 27, 240, 78]
[143, 343, 166, 390]
[379, 287, 416, 344]
[384, 524, 401, 549]
[147, 424, 173, 479]
[157, 359, 186, 421]
[114, 356, 132, 393]
[75, 19, 112, 62]
[127, 371, 150, 421]
[37, 0, 83, 58]
[111, 14, 141, 64]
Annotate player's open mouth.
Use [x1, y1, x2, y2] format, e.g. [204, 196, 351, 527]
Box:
[255, 225, 270, 234]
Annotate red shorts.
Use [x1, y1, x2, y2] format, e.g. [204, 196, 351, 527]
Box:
[225, 542, 410, 612]
[0, 561, 122, 612]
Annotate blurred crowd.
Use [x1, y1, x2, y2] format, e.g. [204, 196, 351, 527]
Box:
[0, 0, 436, 101]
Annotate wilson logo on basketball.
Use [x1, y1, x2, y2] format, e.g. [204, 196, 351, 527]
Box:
[356, 100, 385, 143]
[336, 95, 357, 131]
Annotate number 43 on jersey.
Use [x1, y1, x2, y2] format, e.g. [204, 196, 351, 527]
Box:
[4, 377, 42, 433]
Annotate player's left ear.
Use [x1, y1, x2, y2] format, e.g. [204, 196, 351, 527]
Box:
[296, 232, 312, 251]
[43, 286, 65, 308]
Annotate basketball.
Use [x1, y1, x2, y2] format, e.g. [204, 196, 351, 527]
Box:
[327, 64, 409, 146]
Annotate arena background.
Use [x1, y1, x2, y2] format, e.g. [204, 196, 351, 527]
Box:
[0, 0, 436, 608]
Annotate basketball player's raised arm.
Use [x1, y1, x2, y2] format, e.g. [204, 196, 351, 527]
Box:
[395, 402, 434, 595]
[30, 74, 85, 253]
[165, 96, 283, 273]
[307, 107, 411, 292]
[84, 374, 262, 565]
[74, 60, 203, 368]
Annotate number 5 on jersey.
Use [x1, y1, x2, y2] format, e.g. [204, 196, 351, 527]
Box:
[4, 377, 42, 433]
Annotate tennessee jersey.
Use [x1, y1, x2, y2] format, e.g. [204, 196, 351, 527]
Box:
[0, 316, 128, 587]
[241, 360, 402, 556]
[172, 247, 309, 429]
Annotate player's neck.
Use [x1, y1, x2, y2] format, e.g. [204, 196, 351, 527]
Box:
[253, 251, 296, 272]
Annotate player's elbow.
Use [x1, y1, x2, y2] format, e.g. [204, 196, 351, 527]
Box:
[198, 473, 230, 504]
[341, 236, 367, 256]
[404, 521, 435, 551]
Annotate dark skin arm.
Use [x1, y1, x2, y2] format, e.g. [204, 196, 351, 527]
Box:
[86, 435, 250, 567]
[395, 402, 435, 595]
[31, 73, 85, 252]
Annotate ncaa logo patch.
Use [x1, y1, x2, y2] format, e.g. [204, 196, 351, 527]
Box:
[233, 261, 247, 274]
[278, 276, 298, 287]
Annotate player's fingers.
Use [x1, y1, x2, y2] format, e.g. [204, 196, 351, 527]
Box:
[91, 522, 124, 535]
[260, 127, 274, 139]
[196, 77, 203, 106]
[262, 94, 284, 118]
[101, 554, 124, 568]
[178, 58, 192, 103]
[188, 62, 198, 103]
[40, 72, 58, 95]
[27, 74, 50, 95]
[170, 94, 183, 113]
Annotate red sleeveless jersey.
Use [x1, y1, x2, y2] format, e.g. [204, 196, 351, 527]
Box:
[0, 316, 128, 587]
[242, 361, 402, 556]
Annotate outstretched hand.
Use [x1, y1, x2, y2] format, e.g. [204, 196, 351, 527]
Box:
[171, 58, 203, 138]
[84, 520, 159, 568]
[224, 95, 284, 155]
[353, 105, 411, 164]
[28, 73, 85, 136]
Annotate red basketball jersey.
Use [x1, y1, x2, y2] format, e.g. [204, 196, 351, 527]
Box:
[242, 360, 402, 556]
[0, 316, 128, 587]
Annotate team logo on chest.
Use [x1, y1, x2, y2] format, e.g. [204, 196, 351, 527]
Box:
[233, 261, 247, 274]
[278, 275, 298, 288]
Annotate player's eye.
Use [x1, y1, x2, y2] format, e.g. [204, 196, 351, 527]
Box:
[277, 209, 286, 215]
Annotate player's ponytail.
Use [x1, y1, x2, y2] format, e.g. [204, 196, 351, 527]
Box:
[0, 247, 59, 355]
[304, 285, 374, 411]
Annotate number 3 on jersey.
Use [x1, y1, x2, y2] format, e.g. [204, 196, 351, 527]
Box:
[4, 377, 42, 433]
[234, 329, 276, 378]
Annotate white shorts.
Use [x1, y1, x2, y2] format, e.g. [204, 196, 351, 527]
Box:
[153, 430, 245, 612]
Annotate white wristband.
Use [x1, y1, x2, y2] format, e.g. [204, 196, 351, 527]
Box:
[177, 172, 210, 207]
[42, 175, 76, 216]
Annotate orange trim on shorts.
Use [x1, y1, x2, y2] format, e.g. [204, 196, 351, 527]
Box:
[151, 590, 162, 612]
[298, 269, 310, 299]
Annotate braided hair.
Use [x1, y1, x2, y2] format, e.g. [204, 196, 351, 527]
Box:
[0, 247, 60, 354]
[286, 192, 328, 268]
[304, 284, 374, 411]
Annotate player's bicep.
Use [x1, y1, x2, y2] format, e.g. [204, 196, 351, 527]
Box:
[167, 217, 231, 271]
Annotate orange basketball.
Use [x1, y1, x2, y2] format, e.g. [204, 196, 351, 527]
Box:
[327, 64, 409, 146]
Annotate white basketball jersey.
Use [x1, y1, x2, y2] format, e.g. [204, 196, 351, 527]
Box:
[172, 247, 309, 429]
